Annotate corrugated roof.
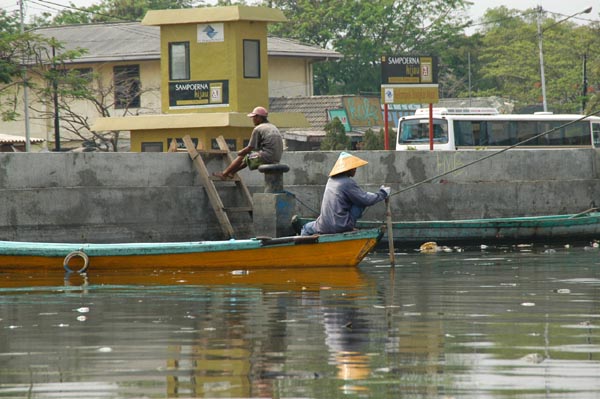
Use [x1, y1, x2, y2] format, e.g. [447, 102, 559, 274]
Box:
[34, 22, 341, 64]
[270, 95, 345, 130]
[0, 134, 45, 144]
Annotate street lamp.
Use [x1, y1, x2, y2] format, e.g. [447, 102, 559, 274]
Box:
[537, 6, 592, 112]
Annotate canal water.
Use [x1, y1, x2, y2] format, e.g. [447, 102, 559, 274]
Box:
[1, 243, 599, 398]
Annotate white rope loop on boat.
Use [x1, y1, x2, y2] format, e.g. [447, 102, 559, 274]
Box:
[63, 251, 90, 274]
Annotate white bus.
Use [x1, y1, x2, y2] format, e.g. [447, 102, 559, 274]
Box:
[396, 108, 600, 150]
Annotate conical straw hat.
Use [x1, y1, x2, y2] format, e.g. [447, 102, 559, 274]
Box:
[329, 152, 368, 176]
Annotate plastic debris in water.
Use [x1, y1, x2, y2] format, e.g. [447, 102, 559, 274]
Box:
[97, 347, 113, 353]
[419, 242, 438, 253]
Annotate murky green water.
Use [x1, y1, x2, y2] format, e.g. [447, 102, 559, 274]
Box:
[1, 244, 599, 398]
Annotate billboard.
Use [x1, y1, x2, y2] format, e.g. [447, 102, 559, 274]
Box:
[381, 55, 438, 84]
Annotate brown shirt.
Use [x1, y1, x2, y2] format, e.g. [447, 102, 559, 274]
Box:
[248, 122, 283, 163]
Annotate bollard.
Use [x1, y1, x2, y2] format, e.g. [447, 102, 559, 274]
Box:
[258, 163, 290, 193]
[253, 163, 295, 237]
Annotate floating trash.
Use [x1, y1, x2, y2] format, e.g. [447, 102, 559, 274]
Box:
[420, 242, 438, 253]
[97, 347, 113, 353]
[521, 353, 545, 363]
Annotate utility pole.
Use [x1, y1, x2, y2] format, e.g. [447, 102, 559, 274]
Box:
[536, 6, 592, 113]
[582, 52, 588, 113]
[19, 0, 31, 152]
[52, 46, 61, 151]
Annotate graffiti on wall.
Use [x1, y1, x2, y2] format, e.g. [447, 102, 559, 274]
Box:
[343, 97, 383, 127]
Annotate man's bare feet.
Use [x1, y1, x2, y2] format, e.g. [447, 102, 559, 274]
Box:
[212, 172, 234, 180]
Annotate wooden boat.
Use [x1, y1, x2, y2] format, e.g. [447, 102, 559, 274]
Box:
[1, 266, 370, 292]
[298, 211, 600, 247]
[0, 228, 383, 272]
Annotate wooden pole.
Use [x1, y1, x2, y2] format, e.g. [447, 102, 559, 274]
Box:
[429, 103, 433, 151]
[386, 198, 395, 266]
[384, 103, 389, 150]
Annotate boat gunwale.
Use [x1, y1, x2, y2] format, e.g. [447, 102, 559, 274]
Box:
[0, 228, 384, 258]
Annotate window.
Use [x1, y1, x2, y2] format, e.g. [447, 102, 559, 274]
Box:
[141, 142, 163, 152]
[169, 42, 190, 81]
[398, 119, 448, 144]
[70, 67, 93, 80]
[211, 138, 237, 151]
[114, 65, 141, 109]
[243, 39, 260, 78]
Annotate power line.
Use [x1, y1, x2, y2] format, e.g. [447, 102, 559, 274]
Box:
[27, 0, 135, 22]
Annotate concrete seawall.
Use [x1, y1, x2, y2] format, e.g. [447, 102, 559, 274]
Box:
[2, 149, 599, 242]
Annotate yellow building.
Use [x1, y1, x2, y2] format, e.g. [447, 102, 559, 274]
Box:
[92, 5, 309, 152]
[2, 7, 339, 151]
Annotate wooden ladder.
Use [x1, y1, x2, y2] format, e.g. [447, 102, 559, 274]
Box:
[182, 135, 254, 239]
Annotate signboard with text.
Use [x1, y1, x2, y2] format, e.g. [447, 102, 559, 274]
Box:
[169, 80, 229, 109]
[381, 55, 439, 104]
[381, 84, 439, 104]
[381, 55, 438, 84]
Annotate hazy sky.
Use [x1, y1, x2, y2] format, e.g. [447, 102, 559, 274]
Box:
[2, 0, 597, 26]
[469, 0, 596, 23]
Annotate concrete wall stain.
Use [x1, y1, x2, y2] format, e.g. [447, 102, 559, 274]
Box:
[1, 150, 599, 242]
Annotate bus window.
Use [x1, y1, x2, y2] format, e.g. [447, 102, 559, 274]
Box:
[488, 121, 513, 145]
[545, 122, 564, 145]
[564, 122, 591, 145]
[454, 121, 474, 145]
[537, 121, 553, 145]
[593, 123, 600, 147]
[398, 119, 449, 144]
[515, 121, 538, 145]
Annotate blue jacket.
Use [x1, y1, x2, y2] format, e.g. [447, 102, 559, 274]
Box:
[313, 175, 387, 234]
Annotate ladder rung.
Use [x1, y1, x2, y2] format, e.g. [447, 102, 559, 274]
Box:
[200, 149, 229, 155]
[224, 206, 253, 213]
[210, 175, 241, 182]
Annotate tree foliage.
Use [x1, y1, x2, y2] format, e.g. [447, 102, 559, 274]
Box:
[30, 0, 200, 25]
[266, 0, 471, 95]
[4, 0, 600, 153]
[475, 7, 600, 113]
[0, 9, 86, 123]
[320, 118, 350, 150]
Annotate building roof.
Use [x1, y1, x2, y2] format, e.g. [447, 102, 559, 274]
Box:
[270, 95, 345, 131]
[142, 5, 286, 25]
[0, 134, 45, 144]
[34, 22, 341, 64]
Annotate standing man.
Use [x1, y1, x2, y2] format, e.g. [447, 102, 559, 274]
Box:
[214, 106, 283, 179]
[299, 152, 390, 235]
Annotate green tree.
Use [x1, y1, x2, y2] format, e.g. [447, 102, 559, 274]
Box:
[475, 6, 600, 113]
[361, 128, 384, 150]
[267, 0, 470, 95]
[0, 9, 86, 123]
[31, 0, 200, 25]
[321, 117, 350, 150]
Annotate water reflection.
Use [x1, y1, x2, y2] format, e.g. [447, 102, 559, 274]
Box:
[0, 246, 599, 398]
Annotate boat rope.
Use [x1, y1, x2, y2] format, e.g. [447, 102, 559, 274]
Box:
[63, 251, 90, 274]
[389, 109, 600, 198]
[283, 190, 320, 216]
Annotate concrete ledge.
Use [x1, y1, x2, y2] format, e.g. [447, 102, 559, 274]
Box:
[1, 149, 599, 242]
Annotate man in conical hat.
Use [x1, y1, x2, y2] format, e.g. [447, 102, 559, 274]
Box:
[297, 152, 390, 236]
